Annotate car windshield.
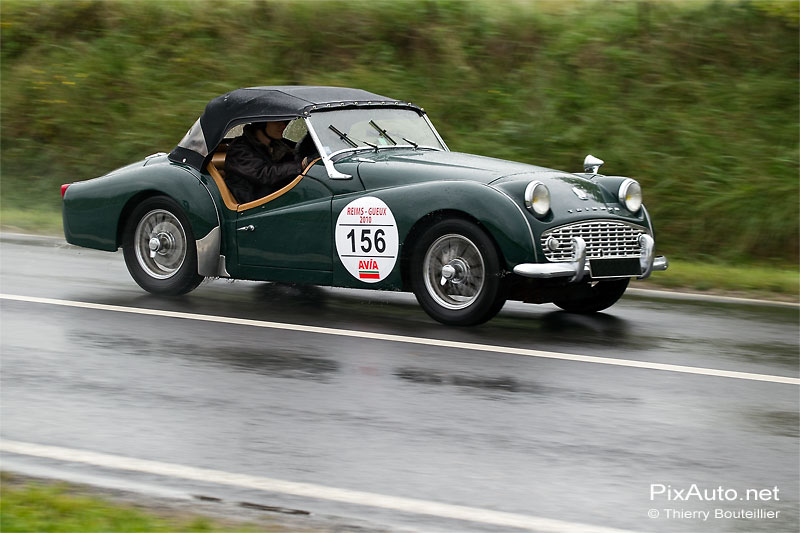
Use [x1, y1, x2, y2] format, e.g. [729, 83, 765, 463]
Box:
[307, 108, 444, 157]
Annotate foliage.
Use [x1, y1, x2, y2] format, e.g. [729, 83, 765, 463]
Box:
[1, 0, 798, 264]
[0, 476, 267, 533]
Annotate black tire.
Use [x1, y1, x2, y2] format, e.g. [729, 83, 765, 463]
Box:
[410, 219, 507, 326]
[552, 278, 629, 314]
[122, 196, 204, 296]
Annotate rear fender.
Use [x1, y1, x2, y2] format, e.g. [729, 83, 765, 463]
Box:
[63, 162, 221, 275]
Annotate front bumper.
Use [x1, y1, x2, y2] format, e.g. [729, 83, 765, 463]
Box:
[513, 235, 668, 282]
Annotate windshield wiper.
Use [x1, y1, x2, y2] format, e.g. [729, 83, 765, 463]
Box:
[369, 120, 397, 145]
[402, 136, 419, 149]
[328, 125, 358, 148]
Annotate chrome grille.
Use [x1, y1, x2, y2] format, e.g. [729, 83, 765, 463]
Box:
[541, 220, 647, 262]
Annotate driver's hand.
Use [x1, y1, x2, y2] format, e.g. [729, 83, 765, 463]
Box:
[301, 156, 309, 168]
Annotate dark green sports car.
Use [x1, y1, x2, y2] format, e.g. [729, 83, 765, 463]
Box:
[62, 86, 667, 325]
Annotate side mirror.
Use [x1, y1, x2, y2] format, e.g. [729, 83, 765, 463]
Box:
[583, 154, 604, 175]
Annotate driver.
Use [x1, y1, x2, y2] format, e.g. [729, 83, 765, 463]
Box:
[224, 120, 308, 204]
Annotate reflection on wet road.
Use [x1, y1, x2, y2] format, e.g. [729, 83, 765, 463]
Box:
[1, 237, 798, 532]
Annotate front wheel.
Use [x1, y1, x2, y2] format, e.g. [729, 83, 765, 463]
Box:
[122, 196, 204, 296]
[552, 278, 629, 314]
[410, 219, 507, 326]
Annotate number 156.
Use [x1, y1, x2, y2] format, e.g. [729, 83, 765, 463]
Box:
[346, 228, 386, 253]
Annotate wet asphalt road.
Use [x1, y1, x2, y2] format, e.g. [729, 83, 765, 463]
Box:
[1, 235, 798, 532]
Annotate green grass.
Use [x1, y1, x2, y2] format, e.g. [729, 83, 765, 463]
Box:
[0, 207, 63, 235]
[0, 474, 278, 533]
[636, 258, 799, 300]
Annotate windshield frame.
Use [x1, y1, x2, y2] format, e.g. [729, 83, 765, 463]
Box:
[304, 108, 449, 179]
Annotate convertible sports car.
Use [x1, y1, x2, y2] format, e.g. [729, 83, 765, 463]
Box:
[62, 86, 667, 325]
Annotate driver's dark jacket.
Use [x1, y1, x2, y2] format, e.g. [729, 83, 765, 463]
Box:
[224, 128, 300, 204]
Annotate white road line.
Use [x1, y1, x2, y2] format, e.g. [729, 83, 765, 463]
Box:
[2, 293, 798, 385]
[0, 439, 633, 533]
[626, 288, 799, 308]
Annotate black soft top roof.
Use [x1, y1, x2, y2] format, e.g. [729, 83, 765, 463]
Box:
[168, 86, 420, 170]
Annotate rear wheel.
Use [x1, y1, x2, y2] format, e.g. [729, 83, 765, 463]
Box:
[122, 196, 204, 295]
[410, 219, 506, 326]
[552, 278, 629, 313]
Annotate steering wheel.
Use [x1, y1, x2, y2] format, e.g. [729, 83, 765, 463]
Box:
[295, 134, 319, 162]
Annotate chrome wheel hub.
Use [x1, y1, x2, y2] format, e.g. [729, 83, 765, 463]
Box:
[148, 231, 177, 258]
[440, 258, 469, 286]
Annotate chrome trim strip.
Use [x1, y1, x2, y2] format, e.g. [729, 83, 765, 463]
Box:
[637, 234, 655, 279]
[196, 226, 221, 277]
[304, 117, 351, 180]
[422, 114, 449, 151]
[642, 205, 654, 241]
[488, 185, 538, 262]
[514, 263, 588, 279]
[513, 237, 587, 280]
[652, 255, 669, 272]
[570, 237, 586, 283]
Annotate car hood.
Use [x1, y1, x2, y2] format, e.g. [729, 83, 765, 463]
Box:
[351, 149, 607, 201]
[352, 150, 550, 187]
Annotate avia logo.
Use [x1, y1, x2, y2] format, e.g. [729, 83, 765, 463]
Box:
[571, 186, 589, 200]
[358, 259, 380, 279]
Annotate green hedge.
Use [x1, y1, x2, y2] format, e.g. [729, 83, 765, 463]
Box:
[1, 0, 797, 264]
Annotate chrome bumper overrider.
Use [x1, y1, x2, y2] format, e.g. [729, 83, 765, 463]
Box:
[513, 235, 668, 282]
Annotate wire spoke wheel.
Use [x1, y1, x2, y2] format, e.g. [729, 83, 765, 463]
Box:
[423, 234, 485, 310]
[411, 219, 506, 326]
[134, 209, 187, 279]
[122, 196, 204, 296]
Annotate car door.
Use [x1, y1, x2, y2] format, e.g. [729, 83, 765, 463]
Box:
[235, 170, 333, 284]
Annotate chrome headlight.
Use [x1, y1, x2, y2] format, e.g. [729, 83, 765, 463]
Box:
[524, 181, 550, 217]
[618, 178, 642, 213]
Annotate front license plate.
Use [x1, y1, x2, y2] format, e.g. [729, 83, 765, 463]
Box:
[589, 257, 641, 278]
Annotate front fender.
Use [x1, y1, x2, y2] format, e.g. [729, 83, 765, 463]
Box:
[63, 160, 220, 273]
[331, 181, 537, 289]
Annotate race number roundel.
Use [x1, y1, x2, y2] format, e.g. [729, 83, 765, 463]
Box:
[335, 197, 399, 283]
